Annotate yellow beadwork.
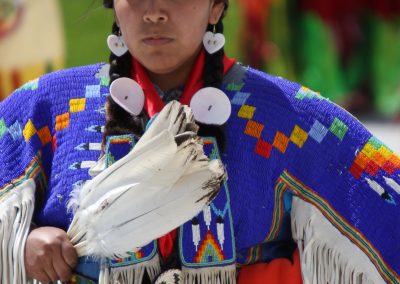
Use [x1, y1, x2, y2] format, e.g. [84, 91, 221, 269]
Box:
[290, 125, 309, 148]
[23, 119, 37, 142]
[238, 105, 256, 120]
[69, 98, 86, 113]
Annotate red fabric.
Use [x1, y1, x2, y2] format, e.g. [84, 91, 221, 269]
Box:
[237, 249, 303, 284]
[157, 229, 178, 261]
[130, 49, 235, 260]
[131, 50, 236, 117]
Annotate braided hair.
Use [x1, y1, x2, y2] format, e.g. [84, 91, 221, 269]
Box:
[102, 0, 229, 150]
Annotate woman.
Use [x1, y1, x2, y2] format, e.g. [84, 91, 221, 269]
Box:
[0, 0, 399, 283]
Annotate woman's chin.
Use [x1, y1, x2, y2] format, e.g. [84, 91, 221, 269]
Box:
[143, 60, 183, 75]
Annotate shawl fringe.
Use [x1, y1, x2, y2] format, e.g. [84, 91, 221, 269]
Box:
[0, 179, 36, 284]
[182, 265, 236, 284]
[99, 254, 161, 284]
[291, 196, 385, 284]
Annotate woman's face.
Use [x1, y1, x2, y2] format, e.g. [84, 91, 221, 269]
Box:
[114, 0, 225, 75]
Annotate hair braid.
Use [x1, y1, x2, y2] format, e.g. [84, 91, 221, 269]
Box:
[203, 21, 225, 88]
[102, 22, 149, 148]
[198, 5, 229, 151]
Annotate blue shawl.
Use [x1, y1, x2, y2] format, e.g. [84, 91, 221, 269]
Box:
[0, 63, 398, 283]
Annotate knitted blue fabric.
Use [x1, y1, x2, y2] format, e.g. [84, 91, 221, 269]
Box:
[0, 63, 399, 282]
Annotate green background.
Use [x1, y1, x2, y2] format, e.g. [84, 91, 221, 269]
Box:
[59, 0, 241, 68]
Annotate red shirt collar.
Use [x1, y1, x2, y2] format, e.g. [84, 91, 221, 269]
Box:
[131, 49, 236, 117]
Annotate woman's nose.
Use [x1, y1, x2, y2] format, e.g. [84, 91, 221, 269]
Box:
[143, 0, 168, 23]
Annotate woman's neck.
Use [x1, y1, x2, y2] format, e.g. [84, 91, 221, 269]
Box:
[145, 51, 200, 92]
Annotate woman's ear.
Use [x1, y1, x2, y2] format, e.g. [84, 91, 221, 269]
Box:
[209, 1, 225, 25]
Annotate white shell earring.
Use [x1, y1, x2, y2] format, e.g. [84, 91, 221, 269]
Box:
[203, 25, 225, 55]
[110, 78, 145, 116]
[190, 87, 231, 125]
[107, 30, 129, 57]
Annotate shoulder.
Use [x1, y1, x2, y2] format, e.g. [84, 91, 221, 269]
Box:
[0, 63, 109, 141]
[224, 63, 301, 110]
[224, 63, 354, 130]
[4, 63, 109, 102]
[38, 63, 107, 85]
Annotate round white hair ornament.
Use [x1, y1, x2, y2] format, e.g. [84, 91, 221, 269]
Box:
[190, 87, 231, 125]
[110, 77, 145, 116]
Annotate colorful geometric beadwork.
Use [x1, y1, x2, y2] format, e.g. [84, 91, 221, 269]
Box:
[55, 112, 70, 131]
[273, 131, 290, 154]
[100, 77, 110, 87]
[238, 105, 256, 120]
[75, 143, 102, 151]
[231, 92, 252, 106]
[113, 250, 145, 264]
[37, 126, 52, 146]
[69, 161, 97, 170]
[237, 102, 311, 160]
[0, 119, 6, 138]
[329, 118, 348, 141]
[14, 79, 39, 93]
[8, 121, 22, 140]
[23, 120, 37, 142]
[295, 86, 322, 100]
[362, 143, 378, 158]
[105, 135, 137, 168]
[244, 120, 264, 138]
[95, 64, 110, 87]
[85, 85, 101, 98]
[372, 151, 387, 167]
[290, 125, 309, 148]
[350, 137, 400, 179]
[180, 137, 235, 268]
[255, 139, 272, 158]
[85, 125, 103, 133]
[365, 160, 381, 176]
[69, 98, 86, 113]
[226, 82, 244, 92]
[309, 120, 328, 143]
[194, 230, 225, 263]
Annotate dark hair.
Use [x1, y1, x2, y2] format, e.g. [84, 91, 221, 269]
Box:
[102, 1, 229, 151]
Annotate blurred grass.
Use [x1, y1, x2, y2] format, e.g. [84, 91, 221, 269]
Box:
[59, 1, 241, 67]
[59, 0, 113, 67]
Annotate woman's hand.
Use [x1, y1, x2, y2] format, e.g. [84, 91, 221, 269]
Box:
[25, 226, 78, 283]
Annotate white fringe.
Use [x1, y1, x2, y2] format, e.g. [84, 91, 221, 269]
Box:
[0, 179, 36, 284]
[99, 253, 162, 284]
[182, 265, 236, 284]
[291, 196, 386, 284]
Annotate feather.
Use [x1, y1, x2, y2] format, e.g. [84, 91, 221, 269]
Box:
[68, 103, 197, 217]
[67, 101, 226, 259]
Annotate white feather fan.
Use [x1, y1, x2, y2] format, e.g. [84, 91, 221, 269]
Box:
[67, 101, 226, 259]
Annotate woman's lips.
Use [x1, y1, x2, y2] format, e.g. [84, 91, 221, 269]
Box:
[142, 37, 173, 46]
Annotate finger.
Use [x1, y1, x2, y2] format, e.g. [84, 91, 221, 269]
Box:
[43, 263, 59, 282]
[51, 242, 74, 281]
[61, 239, 78, 269]
[33, 269, 52, 284]
[52, 257, 73, 282]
